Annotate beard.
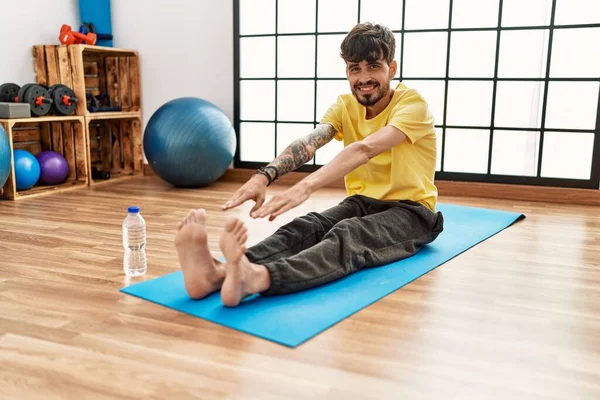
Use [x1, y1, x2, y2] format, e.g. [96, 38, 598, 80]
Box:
[352, 80, 390, 107]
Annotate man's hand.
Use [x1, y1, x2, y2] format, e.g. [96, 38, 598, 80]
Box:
[221, 174, 268, 214]
[251, 183, 311, 221]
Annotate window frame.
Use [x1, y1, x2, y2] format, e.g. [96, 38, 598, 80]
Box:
[233, 0, 600, 189]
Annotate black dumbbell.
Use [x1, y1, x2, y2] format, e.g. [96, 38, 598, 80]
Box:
[18, 84, 53, 117]
[48, 84, 78, 116]
[0, 83, 20, 102]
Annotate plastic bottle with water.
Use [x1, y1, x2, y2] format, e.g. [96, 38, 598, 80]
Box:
[122, 206, 147, 276]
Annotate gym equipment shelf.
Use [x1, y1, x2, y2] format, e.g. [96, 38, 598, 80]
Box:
[33, 44, 141, 118]
[33, 44, 144, 190]
[0, 116, 89, 200]
[0, 45, 145, 200]
[85, 112, 144, 185]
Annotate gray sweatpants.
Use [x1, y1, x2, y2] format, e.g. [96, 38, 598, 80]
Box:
[245, 195, 444, 296]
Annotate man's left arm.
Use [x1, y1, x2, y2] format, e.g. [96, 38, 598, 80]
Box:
[252, 125, 407, 220]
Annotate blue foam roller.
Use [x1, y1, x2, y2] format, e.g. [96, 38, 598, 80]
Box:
[79, 0, 113, 47]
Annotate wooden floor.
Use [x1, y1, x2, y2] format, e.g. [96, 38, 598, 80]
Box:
[1, 175, 599, 400]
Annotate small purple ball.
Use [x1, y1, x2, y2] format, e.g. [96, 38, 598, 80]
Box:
[35, 151, 69, 185]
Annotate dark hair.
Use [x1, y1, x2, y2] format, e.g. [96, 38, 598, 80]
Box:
[340, 22, 396, 64]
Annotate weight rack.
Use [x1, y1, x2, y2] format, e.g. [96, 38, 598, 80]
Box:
[0, 44, 144, 200]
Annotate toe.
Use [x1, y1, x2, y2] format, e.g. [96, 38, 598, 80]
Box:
[190, 209, 202, 224]
[225, 217, 239, 232]
[234, 219, 244, 234]
[185, 209, 195, 225]
[179, 212, 190, 227]
[196, 208, 207, 223]
[239, 224, 248, 238]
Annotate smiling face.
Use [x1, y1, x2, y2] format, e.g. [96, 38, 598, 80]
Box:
[339, 23, 397, 108]
[346, 58, 397, 107]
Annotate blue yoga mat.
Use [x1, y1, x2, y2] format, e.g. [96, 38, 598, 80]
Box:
[121, 203, 524, 347]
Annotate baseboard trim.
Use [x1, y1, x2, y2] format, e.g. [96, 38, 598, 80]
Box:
[143, 165, 600, 206]
[435, 180, 600, 206]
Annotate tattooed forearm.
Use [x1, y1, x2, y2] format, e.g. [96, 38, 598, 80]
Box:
[267, 141, 311, 179]
[266, 124, 337, 179]
[306, 124, 337, 151]
[290, 141, 310, 166]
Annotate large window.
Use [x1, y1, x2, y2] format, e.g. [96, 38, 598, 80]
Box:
[234, 0, 600, 189]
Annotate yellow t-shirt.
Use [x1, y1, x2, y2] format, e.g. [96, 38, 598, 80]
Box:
[320, 83, 438, 211]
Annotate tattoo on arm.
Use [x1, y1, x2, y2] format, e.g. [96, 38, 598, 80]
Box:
[266, 124, 337, 179]
[305, 124, 337, 153]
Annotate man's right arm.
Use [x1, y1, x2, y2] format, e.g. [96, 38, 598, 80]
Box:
[221, 123, 338, 212]
[263, 123, 338, 182]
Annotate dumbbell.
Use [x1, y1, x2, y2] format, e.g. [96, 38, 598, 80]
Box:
[59, 24, 97, 45]
[47, 84, 78, 116]
[0, 83, 20, 102]
[79, 22, 113, 41]
[86, 93, 121, 113]
[0, 83, 53, 116]
[17, 84, 53, 117]
[1, 83, 78, 116]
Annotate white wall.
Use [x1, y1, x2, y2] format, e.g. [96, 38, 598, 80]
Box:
[111, 0, 234, 128]
[1, 0, 234, 132]
[1, 1, 79, 85]
[2, 0, 234, 163]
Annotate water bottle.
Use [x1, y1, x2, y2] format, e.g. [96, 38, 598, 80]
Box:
[122, 206, 147, 276]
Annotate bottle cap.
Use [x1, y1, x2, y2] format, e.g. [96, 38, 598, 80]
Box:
[128, 206, 140, 213]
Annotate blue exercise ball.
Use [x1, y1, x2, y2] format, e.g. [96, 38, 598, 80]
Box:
[13, 149, 40, 190]
[143, 97, 236, 187]
[0, 125, 10, 189]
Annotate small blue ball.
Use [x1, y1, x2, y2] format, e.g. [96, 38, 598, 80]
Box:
[13, 149, 41, 190]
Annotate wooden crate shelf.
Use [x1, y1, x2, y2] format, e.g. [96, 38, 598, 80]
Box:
[85, 114, 143, 185]
[0, 116, 89, 200]
[0, 45, 145, 199]
[34, 44, 141, 117]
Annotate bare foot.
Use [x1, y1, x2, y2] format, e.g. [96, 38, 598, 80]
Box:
[219, 217, 270, 307]
[175, 209, 225, 299]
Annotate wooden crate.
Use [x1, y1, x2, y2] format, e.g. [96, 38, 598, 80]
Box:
[85, 114, 143, 184]
[33, 44, 141, 117]
[0, 116, 88, 200]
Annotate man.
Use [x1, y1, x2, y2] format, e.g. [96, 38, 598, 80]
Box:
[174, 22, 444, 307]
